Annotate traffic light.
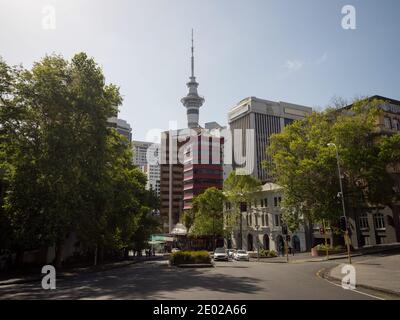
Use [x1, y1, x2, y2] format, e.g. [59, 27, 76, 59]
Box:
[339, 216, 347, 232]
[282, 224, 288, 235]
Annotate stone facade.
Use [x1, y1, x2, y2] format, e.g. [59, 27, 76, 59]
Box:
[225, 183, 307, 253]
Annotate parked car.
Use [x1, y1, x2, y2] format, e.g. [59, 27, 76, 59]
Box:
[171, 248, 180, 253]
[213, 247, 229, 261]
[227, 249, 236, 259]
[234, 250, 250, 261]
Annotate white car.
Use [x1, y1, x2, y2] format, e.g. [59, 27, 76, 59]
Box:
[227, 249, 236, 259]
[213, 247, 229, 261]
[171, 248, 180, 253]
[234, 250, 250, 261]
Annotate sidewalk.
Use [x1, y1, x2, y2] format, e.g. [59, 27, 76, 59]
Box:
[251, 243, 400, 264]
[0, 255, 163, 286]
[250, 251, 361, 263]
[326, 254, 400, 296]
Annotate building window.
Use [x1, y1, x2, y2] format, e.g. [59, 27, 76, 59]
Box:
[377, 236, 386, 244]
[274, 214, 280, 227]
[373, 213, 386, 230]
[264, 214, 269, 226]
[359, 213, 369, 230]
[274, 197, 282, 207]
[384, 117, 392, 129]
[393, 118, 400, 131]
[249, 214, 252, 226]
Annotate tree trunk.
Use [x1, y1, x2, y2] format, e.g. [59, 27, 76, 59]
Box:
[54, 241, 64, 268]
[123, 248, 129, 260]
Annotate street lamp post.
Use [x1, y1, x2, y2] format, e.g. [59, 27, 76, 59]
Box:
[255, 224, 260, 261]
[327, 142, 352, 264]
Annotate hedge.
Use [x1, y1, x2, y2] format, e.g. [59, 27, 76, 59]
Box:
[259, 249, 278, 258]
[169, 250, 211, 266]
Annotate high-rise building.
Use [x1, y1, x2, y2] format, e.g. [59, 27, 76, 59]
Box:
[142, 163, 161, 197]
[160, 130, 185, 232]
[228, 97, 312, 182]
[132, 140, 161, 197]
[107, 117, 132, 142]
[132, 140, 154, 167]
[182, 131, 224, 211]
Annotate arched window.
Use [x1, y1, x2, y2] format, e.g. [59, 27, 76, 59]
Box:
[261, 214, 265, 226]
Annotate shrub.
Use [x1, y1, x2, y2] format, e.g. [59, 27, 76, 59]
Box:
[170, 250, 211, 266]
[259, 249, 268, 257]
[316, 244, 346, 253]
[267, 250, 278, 258]
[257, 249, 278, 258]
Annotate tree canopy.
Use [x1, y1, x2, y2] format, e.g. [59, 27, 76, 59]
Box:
[223, 171, 262, 240]
[267, 98, 400, 231]
[189, 187, 226, 238]
[0, 53, 158, 265]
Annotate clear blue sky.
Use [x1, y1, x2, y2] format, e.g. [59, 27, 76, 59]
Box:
[1, 0, 399, 141]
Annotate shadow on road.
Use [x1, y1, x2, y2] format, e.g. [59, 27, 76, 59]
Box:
[0, 261, 263, 300]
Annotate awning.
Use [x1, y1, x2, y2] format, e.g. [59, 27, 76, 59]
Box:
[151, 235, 174, 242]
[148, 240, 164, 245]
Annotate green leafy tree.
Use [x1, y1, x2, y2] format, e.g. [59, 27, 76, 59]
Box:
[190, 187, 226, 250]
[223, 171, 262, 249]
[0, 53, 151, 266]
[267, 98, 400, 238]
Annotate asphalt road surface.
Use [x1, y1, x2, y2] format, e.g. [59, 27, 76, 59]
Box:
[0, 258, 390, 300]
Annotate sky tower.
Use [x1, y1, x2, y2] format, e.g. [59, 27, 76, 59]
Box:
[181, 29, 205, 129]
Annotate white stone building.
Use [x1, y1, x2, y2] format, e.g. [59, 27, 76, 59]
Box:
[225, 182, 307, 253]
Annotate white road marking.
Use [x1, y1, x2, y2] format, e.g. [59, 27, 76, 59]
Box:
[317, 268, 385, 300]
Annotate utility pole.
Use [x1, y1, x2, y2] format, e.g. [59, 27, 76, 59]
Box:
[322, 219, 329, 260]
[328, 143, 352, 264]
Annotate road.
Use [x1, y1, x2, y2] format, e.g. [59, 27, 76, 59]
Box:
[0, 258, 389, 300]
